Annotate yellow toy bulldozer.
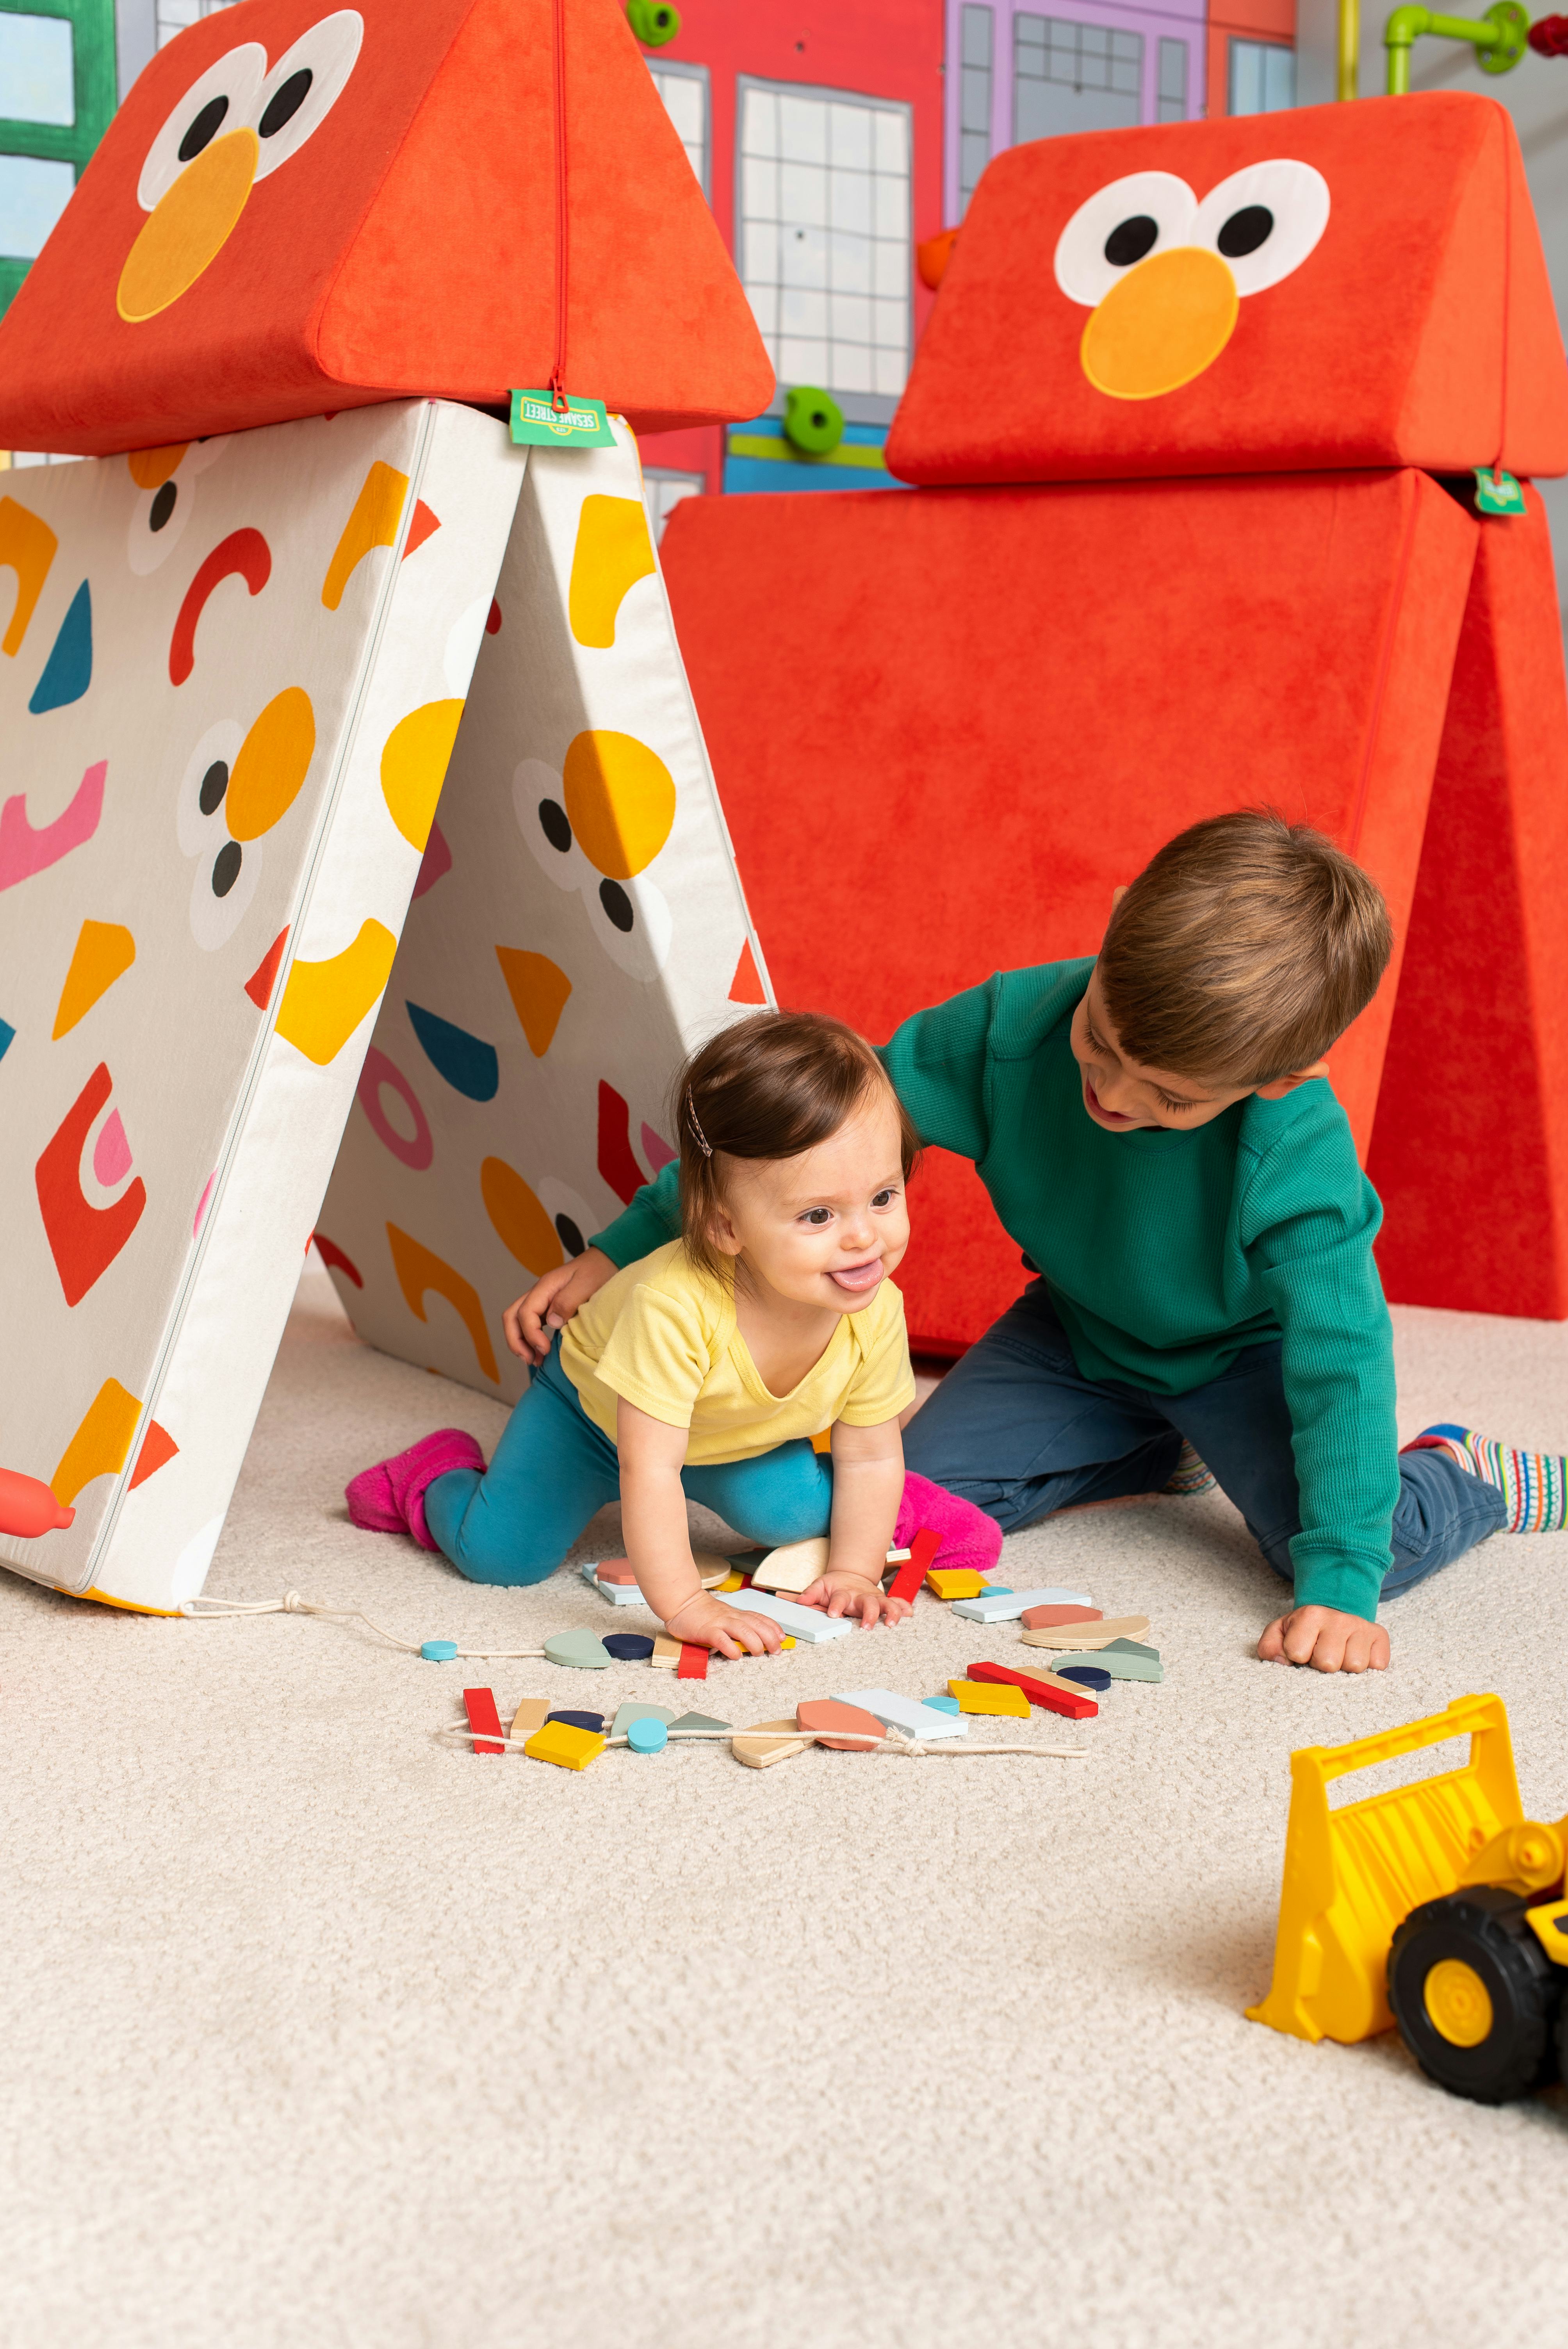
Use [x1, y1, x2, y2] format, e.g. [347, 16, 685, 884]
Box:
[1248, 1694, 1568, 2103]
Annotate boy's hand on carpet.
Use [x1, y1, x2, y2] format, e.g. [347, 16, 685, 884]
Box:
[1257, 1604, 1389, 1674]
[505, 1249, 616, 1363]
[801, 1572, 911, 1628]
[665, 1593, 783, 1658]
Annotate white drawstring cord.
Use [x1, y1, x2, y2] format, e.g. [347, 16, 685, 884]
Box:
[436, 1721, 1091, 1762]
[180, 1590, 546, 1662]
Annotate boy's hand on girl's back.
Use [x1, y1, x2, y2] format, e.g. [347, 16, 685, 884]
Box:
[504, 1247, 616, 1364]
[663, 1591, 784, 1658]
[800, 1573, 911, 1629]
[1258, 1604, 1389, 1674]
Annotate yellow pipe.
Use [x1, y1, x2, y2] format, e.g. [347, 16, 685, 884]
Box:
[1340, 0, 1360, 98]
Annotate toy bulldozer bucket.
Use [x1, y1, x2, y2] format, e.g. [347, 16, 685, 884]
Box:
[1247, 1694, 1524, 2045]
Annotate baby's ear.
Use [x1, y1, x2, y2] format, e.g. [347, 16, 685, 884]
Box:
[704, 1203, 743, 1258]
[1255, 1057, 1331, 1101]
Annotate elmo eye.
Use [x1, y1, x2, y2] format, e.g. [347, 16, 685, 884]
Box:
[251, 12, 363, 182]
[1055, 172, 1197, 307]
[1191, 160, 1329, 295]
[136, 44, 266, 210]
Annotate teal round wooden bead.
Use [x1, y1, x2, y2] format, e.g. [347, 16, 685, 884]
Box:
[627, 1717, 668, 1753]
[421, 1640, 459, 1661]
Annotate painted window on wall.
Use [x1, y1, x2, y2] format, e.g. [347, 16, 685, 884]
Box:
[647, 59, 709, 198]
[1228, 38, 1295, 112]
[737, 79, 912, 401]
[959, 3, 992, 217]
[1014, 12, 1143, 140]
[0, 0, 115, 316]
[1156, 36, 1188, 121]
[642, 468, 703, 543]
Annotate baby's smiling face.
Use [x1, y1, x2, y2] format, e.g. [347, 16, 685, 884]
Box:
[706, 1088, 910, 1314]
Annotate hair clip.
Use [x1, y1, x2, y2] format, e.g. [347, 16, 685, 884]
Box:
[685, 1091, 713, 1157]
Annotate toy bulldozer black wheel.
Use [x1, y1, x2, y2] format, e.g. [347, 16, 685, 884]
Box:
[1388, 1886, 1562, 2104]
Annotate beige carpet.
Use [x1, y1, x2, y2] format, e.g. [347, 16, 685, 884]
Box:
[4, 1266, 1568, 2349]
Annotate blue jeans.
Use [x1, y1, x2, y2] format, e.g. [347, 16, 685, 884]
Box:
[423, 1340, 835, 1586]
[902, 1280, 1506, 1606]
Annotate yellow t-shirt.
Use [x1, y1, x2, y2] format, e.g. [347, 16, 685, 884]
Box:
[558, 1240, 916, 1465]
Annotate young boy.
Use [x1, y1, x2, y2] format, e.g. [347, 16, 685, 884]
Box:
[508, 811, 1566, 1675]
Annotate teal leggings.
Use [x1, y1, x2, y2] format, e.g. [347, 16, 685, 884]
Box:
[423, 1340, 835, 1586]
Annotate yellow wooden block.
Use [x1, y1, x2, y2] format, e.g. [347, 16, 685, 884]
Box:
[732, 1718, 808, 1770]
[716, 1571, 745, 1593]
[1021, 1614, 1151, 1652]
[524, 1722, 606, 1770]
[927, 1569, 987, 1600]
[509, 1697, 551, 1740]
[650, 1633, 682, 1670]
[948, 1678, 1030, 1716]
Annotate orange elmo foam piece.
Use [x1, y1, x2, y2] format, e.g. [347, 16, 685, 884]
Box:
[0, 0, 772, 456]
[887, 94, 1568, 487]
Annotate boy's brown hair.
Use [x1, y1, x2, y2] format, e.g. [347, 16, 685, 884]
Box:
[674, 1011, 921, 1279]
[1096, 809, 1393, 1086]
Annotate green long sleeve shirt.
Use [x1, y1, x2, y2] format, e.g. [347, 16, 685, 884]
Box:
[591, 959, 1401, 1622]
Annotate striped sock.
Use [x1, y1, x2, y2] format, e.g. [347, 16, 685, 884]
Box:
[1403, 1423, 1568, 1533]
[1163, 1440, 1217, 1497]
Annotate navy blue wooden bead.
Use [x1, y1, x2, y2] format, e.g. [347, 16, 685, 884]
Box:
[602, 1633, 655, 1660]
[546, 1709, 606, 1733]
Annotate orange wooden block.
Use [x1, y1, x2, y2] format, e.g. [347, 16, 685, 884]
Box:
[1019, 1603, 1103, 1631]
[595, 1560, 638, 1585]
[797, 1698, 886, 1752]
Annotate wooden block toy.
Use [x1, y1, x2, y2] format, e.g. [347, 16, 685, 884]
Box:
[627, 1718, 667, 1754]
[732, 1718, 809, 1770]
[724, 1590, 855, 1643]
[463, 1687, 506, 1754]
[677, 1643, 709, 1679]
[885, 1547, 911, 1565]
[965, 1660, 1098, 1720]
[926, 1693, 962, 1715]
[543, 1628, 613, 1670]
[1021, 1615, 1150, 1651]
[886, 1526, 941, 1604]
[1090, 1640, 1163, 1682]
[649, 1634, 682, 1671]
[546, 1709, 606, 1734]
[926, 1568, 987, 1600]
[1020, 1604, 1104, 1631]
[751, 1536, 829, 1594]
[509, 1697, 551, 1740]
[1055, 1663, 1112, 1692]
[668, 1710, 733, 1734]
[951, 1583, 1094, 1624]
[581, 1559, 643, 1606]
[716, 1573, 745, 1593]
[837, 1688, 968, 1741]
[948, 1678, 1031, 1717]
[611, 1703, 676, 1739]
[524, 1722, 607, 1771]
[603, 1633, 656, 1661]
[693, 1551, 737, 1590]
[798, 1697, 886, 1752]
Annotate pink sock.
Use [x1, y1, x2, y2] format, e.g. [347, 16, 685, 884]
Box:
[894, 1470, 1003, 1574]
[346, 1428, 485, 1552]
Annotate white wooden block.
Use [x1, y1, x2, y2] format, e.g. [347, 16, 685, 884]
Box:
[723, 1589, 856, 1643]
[751, 1536, 829, 1594]
[836, 1688, 969, 1741]
[580, 1560, 645, 1606]
[950, 1583, 1094, 1624]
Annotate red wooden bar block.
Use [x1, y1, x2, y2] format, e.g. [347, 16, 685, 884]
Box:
[463, 1686, 506, 1754]
[677, 1643, 709, 1679]
[968, 1659, 1097, 1722]
[887, 1525, 940, 1604]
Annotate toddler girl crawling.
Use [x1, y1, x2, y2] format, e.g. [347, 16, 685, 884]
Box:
[346, 1011, 998, 1654]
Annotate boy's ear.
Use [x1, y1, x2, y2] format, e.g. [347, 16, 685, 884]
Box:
[1254, 1059, 1331, 1101]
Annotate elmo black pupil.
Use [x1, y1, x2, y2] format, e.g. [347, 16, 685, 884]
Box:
[198, 760, 229, 816]
[1218, 204, 1273, 258]
[149, 482, 177, 532]
[177, 94, 230, 162]
[211, 841, 242, 898]
[259, 68, 313, 138]
[1104, 214, 1159, 268]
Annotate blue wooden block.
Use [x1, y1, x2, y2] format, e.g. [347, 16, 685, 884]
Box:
[547, 1709, 606, 1733]
[420, 1640, 458, 1661]
[602, 1633, 656, 1661]
[1056, 1663, 1112, 1691]
[627, 1718, 668, 1754]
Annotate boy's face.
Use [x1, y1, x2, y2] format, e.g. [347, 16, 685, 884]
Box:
[1071, 968, 1325, 1134]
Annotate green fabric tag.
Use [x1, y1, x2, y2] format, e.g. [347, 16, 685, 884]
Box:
[1474, 467, 1527, 517]
[510, 389, 616, 449]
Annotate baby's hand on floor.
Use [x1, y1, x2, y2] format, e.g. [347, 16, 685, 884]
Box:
[663, 1592, 782, 1658]
[1258, 1604, 1389, 1674]
[800, 1572, 911, 1629]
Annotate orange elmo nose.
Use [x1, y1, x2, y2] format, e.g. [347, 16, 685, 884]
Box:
[1080, 247, 1239, 401]
[116, 129, 259, 322]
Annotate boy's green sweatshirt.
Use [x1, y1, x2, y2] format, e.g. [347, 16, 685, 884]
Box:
[590, 959, 1400, 1622]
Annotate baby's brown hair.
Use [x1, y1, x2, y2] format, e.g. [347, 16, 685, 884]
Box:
[1097, 809, 1393, 1085]
[674, 1011, 920, 1280]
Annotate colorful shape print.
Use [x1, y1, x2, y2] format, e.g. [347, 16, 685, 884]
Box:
[243, 927, 288, 1010]
[568, 495, 656, 649]
[480, 1156, 562, 1274]
[0, 497, 57, 656]
[387, 1223, 499, 1383]
[494, 947, 570, 1057]
[128, 1418, 178, 1489]
[322, 460, 408, 611]
[274, 919, 397, 1065]
[406, 1002, 498, 1101]
[36, 1062, 148, 1306]
[380, 699, 465, 852]
[312, 1233, 363, 1287]
[0, 759, 107, 892]
[52, 920, 136, 1039]
[169, 526, 271, 685]
[51, 1376, 141, 1506]
[29, 581, 92, 713]
[598, 1079, 649, 1207]
[358, 1046, 433, 1169]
